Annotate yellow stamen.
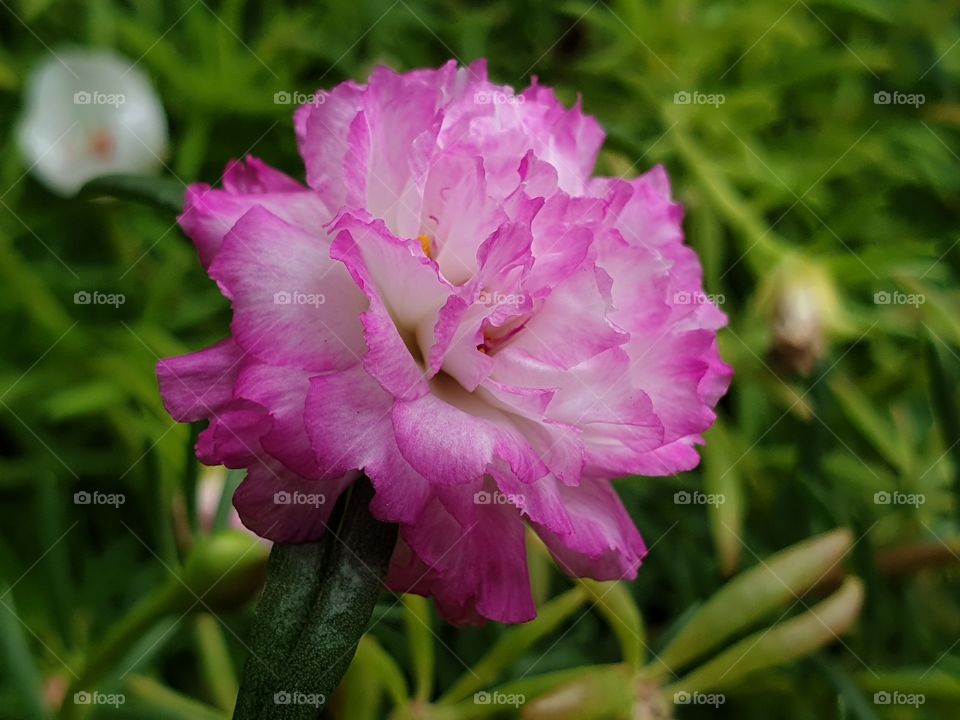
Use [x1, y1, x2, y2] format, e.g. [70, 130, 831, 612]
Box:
[418, 234, 435, 260]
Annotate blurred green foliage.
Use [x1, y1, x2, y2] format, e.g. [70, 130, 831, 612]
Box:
[1, 0, 960, 718]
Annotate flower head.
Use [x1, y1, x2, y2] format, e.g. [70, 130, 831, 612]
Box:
[158, 61, 731, 624]
[17, 50, 169, 196]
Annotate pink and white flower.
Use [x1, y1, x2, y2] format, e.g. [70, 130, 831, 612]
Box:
[157, 61, 731, 625]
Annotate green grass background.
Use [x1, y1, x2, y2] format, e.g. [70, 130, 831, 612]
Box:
[1, 0, 960, 718]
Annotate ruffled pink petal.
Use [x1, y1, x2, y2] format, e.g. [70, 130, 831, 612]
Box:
[208, 206, 367, 372]
[298, 61, 486, 238]
[625, 329, 717, 443]
[178, 157, 330, 269]
[392, 379, 549, 487]
[630, 437, 705, 476]
[421, 152, 505, 285]
[158, 63, 733, 626]
[490, 346, 664, 476]
[533, 478, 647, 580]
[233, 361, 319, 480]
[387, 488, 535, 625]
[233, 459, 356, 543]
[305, 365, 432, 525]
[518, 83, 605, 195]
[504, 263, 628, 370]
[222, 156, 304, 194]
[156, 338, 243, 422]
[295, 80, 366, 207]
[699, 337, 734, 406]
[195, 401, 271, 468]
[329, 212, 451, 399]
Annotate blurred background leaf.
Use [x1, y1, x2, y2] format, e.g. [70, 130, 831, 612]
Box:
[1, 0, 959, 718]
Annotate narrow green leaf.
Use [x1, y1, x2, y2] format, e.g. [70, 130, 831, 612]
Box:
[829, 373, 904, 471]
[654, 528, 853, 675]
[332, 634, 407, 719]
[814, 656, 881, 720]
[517, 664, 633, 720]
[854, 669, 960, 699]
[79, 174, 185, 214]
[195, 614, 238, 713]
[439, 586, 588, 704]
[402, 594, 435, 701]
[666, 577, 865, 694]
[234, 477, 397, 719]
[440, 665, 620, 720]
[579, 579, 645, 668]
[702, 420, 745, 575]
[0, 584, 47, 720]
[925, 337, 960, 520]
[125, 674, 227, 720]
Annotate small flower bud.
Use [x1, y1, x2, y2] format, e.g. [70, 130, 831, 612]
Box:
[765, 257, 841, 375]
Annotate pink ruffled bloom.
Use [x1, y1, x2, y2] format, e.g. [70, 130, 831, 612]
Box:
[157, 61, 731, 625]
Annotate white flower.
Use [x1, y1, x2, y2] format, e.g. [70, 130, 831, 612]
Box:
[17, 50, 169, 195]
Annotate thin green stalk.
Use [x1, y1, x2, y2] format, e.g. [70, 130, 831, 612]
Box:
[402, 595, 435, 701]
[439, 586, 588, 704]
[58, 580, 190, 720]
[126, 674, 227, 720]
[195, 614, 238, 713]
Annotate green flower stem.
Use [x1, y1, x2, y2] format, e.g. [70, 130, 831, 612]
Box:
[125, 674, 228, 720]
[0, 583, 47, 720]
[353, 635, 409, 708]
[195, 614, 238, 713]
[58, 579, 191, 720]
[518, 664, 634, 720]
[233, 476, 397, 720]
[438, 665, 622, 720]
[58, 531, 267, 720]
[402, 594, 435, 701]
[438, 586, 588, 705]
[578, 579, 645, 669]
[333, 637, 412, 719]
